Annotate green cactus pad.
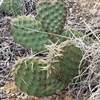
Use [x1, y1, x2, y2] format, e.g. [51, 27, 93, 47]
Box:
[14, 57, 66, 96]
[37, 0, 67, 34]
[52, 42, 83, 84]
[0, 0, 23, 15]
[11, 16, 50, 52]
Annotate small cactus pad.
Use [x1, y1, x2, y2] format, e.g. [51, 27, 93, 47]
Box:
[11, 16, 50, 52]
[0, 0, 23, 15]
[14, 57, 66, 96]
[37, 0, 67, 34]
[52, 42, 83, 84]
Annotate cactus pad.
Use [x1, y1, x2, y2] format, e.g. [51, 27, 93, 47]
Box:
[0, 0, 23, 15]
[52, 42, 83, 84]
[11, 16, 50, 52]
[37, 0, 67, 34]
[14, 57, 66, 96]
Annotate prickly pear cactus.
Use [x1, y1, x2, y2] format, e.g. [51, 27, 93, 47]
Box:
[0, 0, 23, 15]
[11, 16, 50, 52]
[37, 0, 67, 34]
[14, 41, 82, 97]
[14, 57, 66, 96]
